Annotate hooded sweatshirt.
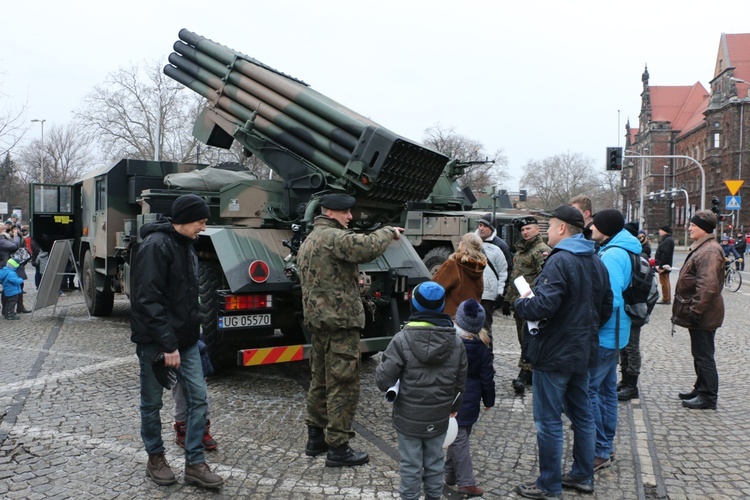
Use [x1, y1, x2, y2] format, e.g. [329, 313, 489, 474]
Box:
[598, 228, 643, 349]
[375, 311, 468, 438]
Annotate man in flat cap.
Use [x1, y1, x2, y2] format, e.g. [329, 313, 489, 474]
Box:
[297, 193, 404, 467]
[504, 215, 550, 394]
[131, 194, 223, 489]
[515, 205, 612, 499]
[672, 210, 724, 410]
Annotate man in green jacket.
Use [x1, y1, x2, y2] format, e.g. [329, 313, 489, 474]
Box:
[504, 216, 551, 394]
[297, 193, 403, 466]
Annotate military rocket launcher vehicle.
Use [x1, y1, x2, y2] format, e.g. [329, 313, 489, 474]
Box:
[30, 30, 449, 368]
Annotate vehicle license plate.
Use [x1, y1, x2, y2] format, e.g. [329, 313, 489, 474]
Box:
[218, 314, 271, 329]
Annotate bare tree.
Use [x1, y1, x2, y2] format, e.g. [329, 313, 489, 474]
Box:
[422, 124, 509, 192]
[520, 152, 602, 211]
[76, 60, 199, 162]
[16, 123, 94, 184]
[0, 92, 28, 158]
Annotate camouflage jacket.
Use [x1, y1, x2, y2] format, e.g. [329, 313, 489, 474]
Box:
[506, 234, 551, 305]
[297, 215, 398, 331]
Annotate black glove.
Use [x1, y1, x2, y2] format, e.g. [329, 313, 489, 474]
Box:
[688, 311, 702, 326]
[494, 295, 505, 309]
[502, 301, 511, 317]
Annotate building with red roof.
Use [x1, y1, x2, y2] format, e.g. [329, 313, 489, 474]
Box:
[621, 33, 750, 240]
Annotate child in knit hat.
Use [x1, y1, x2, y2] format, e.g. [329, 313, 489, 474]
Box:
[376, 281, 468, 500]
[0, 259, 24, 320]
[444, 299, 496, 497]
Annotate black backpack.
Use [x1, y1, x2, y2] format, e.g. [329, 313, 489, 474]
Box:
[622, 251, 659, 327]
[602, 248, 658, 327]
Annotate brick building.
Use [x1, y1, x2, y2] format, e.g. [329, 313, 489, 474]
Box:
[621, 33, 750, 244]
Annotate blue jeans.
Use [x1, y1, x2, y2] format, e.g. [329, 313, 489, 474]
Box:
[588, 347, 619, 459]
[397, 431, 446, 500]
[136, 342, 208, 465]
[533, 370, 594, 495]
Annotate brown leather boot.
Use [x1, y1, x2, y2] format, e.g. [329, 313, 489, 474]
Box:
[146, 453, 176, 486]
[184, 462, 224, 489]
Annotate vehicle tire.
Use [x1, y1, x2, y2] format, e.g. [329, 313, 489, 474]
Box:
[198, 260, 232, 369]
[423, 246, 453, 276]
[82, 250, 114, 316]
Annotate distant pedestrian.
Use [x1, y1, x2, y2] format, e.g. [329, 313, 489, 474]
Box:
[0, 259, 24, 320]
[655, 225, 675, 304]
[569, 195, 595, 241]
[672, 210, 724, 410]
[734, 233, 746, 270]
[514, 205, 612, 499]
[444, 299, 495, 498]
[376, 281, 467, 500]
[432, 232, 486, 317]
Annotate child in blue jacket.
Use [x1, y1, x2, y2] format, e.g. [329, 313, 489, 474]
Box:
[0, 258, 24, 320]
[444, 299, 496, 497]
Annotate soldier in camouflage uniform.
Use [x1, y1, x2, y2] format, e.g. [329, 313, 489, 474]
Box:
[297, 193, 403, 467]
[503, 217, 551, 394]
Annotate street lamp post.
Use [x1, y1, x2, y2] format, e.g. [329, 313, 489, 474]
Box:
[624, 154, 706, 210]
[31, 119, 46, 183]
[31, 119, 46, 212]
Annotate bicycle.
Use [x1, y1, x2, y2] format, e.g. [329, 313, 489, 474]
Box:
[724, 259, 743, 292]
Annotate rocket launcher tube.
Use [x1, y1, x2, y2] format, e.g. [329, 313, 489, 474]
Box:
[164, 65, 348, 178]
[171, 44, 360, 153]
[168, 53, 352, 164]
[176, 29, 367, 137]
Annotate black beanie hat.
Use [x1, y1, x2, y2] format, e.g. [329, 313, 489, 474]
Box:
[171, 194, 210, 224]
[592, 209, 625, 237]
[623, 221, 639, 237]
[659, 225, 671, 234]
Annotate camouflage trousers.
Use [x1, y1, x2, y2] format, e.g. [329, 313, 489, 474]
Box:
[306, 327, 361, 448]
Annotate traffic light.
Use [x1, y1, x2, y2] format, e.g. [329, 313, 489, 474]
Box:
[606, 147, 623, 171]
[711, 196, 720, 214]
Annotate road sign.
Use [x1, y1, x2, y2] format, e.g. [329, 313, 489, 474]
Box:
[726, 196, 741, 210]
[725, 180, 744, 196]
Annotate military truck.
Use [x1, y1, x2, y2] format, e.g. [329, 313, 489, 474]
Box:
[403, 159, 546, 275]
[30, 29, 448, 368]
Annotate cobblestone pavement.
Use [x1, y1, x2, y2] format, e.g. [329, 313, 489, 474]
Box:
[1, 250, 749, 499]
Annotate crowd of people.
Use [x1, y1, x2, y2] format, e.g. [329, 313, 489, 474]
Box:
[5, 190, 732, 496]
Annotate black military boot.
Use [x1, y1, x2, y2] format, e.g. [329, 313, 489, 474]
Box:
[325, 443, 369, 467]
[617, 374, 639, 401]
[305, 426, 328, 457]
[512, 370, 526, 394]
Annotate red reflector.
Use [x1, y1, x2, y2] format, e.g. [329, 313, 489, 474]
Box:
[224, 294, 273, 311]
[248, 260, 270, 283]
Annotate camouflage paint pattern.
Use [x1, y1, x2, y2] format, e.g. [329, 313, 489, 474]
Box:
[305, 326, 361, 447]
[164, 29, 448, 212]
[296, 215, 398, 331]
[506, 233, 551, 306]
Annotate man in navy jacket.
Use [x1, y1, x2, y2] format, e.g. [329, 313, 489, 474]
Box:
[514, 205, 612, 499]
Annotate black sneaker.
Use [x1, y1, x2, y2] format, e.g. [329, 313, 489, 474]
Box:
[562, 472, 594, 493]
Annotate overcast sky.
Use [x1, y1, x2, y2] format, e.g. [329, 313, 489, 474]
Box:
[3, 0, 750, 189]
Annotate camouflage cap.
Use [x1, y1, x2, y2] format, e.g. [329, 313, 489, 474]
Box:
[319, 193, 356, 211]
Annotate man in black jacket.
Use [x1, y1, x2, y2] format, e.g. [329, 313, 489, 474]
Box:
[131, 194, 223, 489]
[655, 225, 675, 304]
[514, 205, 612, 499]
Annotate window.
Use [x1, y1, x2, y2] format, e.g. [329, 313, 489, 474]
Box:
[713, 132, 721, 149]
[95, 177, 106, 211]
